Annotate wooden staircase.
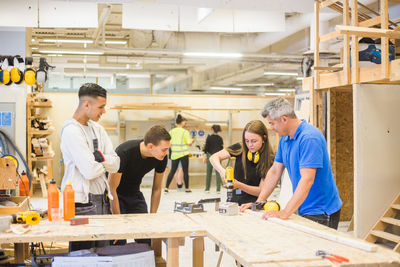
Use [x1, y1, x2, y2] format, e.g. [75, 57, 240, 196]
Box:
[365, 193, 400, 252]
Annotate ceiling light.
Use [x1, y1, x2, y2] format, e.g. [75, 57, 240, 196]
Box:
[264, 71, 298, 76]
[43, 39, 93, 44]
[278, 89, 296, 92]
[39, 50, 104, 55]
[184, 52, 242, 58]
[236, 83, 274, 87]
[31, 47, 38, 50]
[209, 86, 242, 91]
[296, 77, 304, 80]
[264, 92, 286, 96]
[105, 40, 127, 45]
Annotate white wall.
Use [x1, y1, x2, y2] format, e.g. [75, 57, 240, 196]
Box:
[44, 93, 276, 184]
[353, 84, 400, 238]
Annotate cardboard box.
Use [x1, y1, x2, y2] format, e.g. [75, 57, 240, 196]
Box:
[0, 196, 30, 215]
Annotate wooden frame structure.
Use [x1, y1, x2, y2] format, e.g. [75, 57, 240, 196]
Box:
[307, 0, 400, 243]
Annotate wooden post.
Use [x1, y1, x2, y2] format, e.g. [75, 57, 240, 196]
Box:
[343, 0, 351, 84]
[381, 0, 389, 79]
[314, 1, 320, 90]
[192, 237, 204, 267]
[351, 0, 360, 83]
[167, 237, 179, 267]
[151, 238, 162, 257]
[14, 243, 28, 264]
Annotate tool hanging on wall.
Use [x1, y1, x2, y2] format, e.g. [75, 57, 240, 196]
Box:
[36, 57, 55, 85]
[0, 57, 12, 86]
[24, 57, 36, 86]
[10, 56, 24, 85]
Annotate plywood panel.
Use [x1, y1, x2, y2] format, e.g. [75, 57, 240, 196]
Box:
[329, 90, 354, 221]
[353, 84, 400, 238]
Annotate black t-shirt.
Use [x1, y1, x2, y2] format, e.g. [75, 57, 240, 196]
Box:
[116, 139, 167, 196]
[203, 134, 223, 155]
[228, 143, 261, 205]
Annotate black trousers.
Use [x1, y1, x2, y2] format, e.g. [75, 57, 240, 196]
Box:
[69, 193, 111, 252]
[165, 155, 189, 189]
[115, 192, 151, 246]
[302, 209, 341, 230]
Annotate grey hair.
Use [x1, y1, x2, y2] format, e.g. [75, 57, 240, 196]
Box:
[261, 97, 297, 120]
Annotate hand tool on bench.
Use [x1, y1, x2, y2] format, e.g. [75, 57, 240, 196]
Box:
[316, 250, 350, 263]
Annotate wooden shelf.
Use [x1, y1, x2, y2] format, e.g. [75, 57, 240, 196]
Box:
[31, 156, 54, 162]
[30, 101, 52, 108]
[26, 93, 54, 198]
[29, 129, 55, 136]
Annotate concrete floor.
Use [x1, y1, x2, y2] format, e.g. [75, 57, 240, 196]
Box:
[30, 183, 350, 267]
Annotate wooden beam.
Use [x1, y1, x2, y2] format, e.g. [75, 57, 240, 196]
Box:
[336, 25, 400, 39]
[320, 0, 340, 9]
[359, 16, 381, 28]
[314, 1, 320, 89]
[320, 31, 341, 42]
[358, 2, 397, 28]
[313, 66, 343, 71]
[343, 0, 351, 84]
[381, 0, 390, 79]
[351, 0, 360, 83]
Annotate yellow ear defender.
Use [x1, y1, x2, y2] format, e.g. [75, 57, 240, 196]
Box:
[0, 69, 11, 85]
[24, 68, 36, 86]
[11, 56, 24, 84]
[247, 150, 260, 164]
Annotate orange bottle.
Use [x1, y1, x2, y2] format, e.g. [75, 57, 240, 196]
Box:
[47, 179, 59, 221]
[19, 171, 29, 196]
[63, 181, 75, 221]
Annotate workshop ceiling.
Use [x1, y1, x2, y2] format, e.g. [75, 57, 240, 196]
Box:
[15, 0, 359, 94]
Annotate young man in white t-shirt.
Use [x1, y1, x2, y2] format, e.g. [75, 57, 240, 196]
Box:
[60, 83, 120, 251]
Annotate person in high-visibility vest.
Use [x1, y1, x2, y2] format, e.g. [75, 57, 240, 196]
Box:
[164, 114, 194, 193]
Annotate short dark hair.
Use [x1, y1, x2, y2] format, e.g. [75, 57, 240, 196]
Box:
[211, 124, 221, 133]
[176, 114, 187, 124]
[144, 125, 171, 146]
[78, 83, 107, 99]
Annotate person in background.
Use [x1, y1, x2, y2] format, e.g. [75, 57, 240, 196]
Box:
[210, 120, 274, 205]
[241, 97, 342, 229]
[164, 114, 194, 193]
[108, 125, 171, 245]
[203, 124, 224, 193]
[60, 83, 120, 251]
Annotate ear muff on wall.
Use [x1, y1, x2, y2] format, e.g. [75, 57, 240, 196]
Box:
[0, 69, 11, 85]
[10, 67, 23, 84]
[11, 56, 24, 84]
[24, 68, 36, 86]
[247, 151, 260, 164]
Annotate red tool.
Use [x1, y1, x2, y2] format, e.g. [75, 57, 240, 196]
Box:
[316, 250, 350, 263]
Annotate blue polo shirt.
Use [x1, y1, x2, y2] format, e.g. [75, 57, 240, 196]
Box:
[275, 120, 342, 215]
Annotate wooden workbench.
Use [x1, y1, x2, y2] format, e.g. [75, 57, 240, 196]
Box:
[188, 212, 400, 267]
[0, 213, 207, 267]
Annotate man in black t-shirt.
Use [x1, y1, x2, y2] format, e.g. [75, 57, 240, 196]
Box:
[108, 126, 171, 244]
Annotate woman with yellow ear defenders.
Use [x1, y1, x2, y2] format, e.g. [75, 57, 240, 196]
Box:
[210, 120, 274, 205]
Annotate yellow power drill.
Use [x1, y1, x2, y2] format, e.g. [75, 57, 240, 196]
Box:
[225, 167, 234, 202]
[12, 211, 41, 225]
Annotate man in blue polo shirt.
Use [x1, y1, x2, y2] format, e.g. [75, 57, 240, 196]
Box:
[241, 97, 342, 229]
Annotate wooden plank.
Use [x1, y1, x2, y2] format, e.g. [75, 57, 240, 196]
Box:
[381, 217, 400, 226]
[359, 16, 381, 28]
[392, 204, 400, 210]
[152, 238, 162, 257]
[370, 230, 400, 243]
[301, 77, 313, 92]
[351, 0, 360, 84]
[0, 213, 206, 243]
[192, 237, 204, 267]
[188, 212, 400, 266]
[320, 0, 340, 9]
[14, 243, 27, 264]
[381, 0, 390, 79]
[0, 158, 17, 190]
[319, 31, 341, 43]
[313, 66, 343, 71]
[38, 173, 47, 198]
[167, 237, 179, 267]
[247, 211, 377, 252]
[314, 1, 320, 89]
[343, 0, 351, 84]
[336, 25, 400, 39]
